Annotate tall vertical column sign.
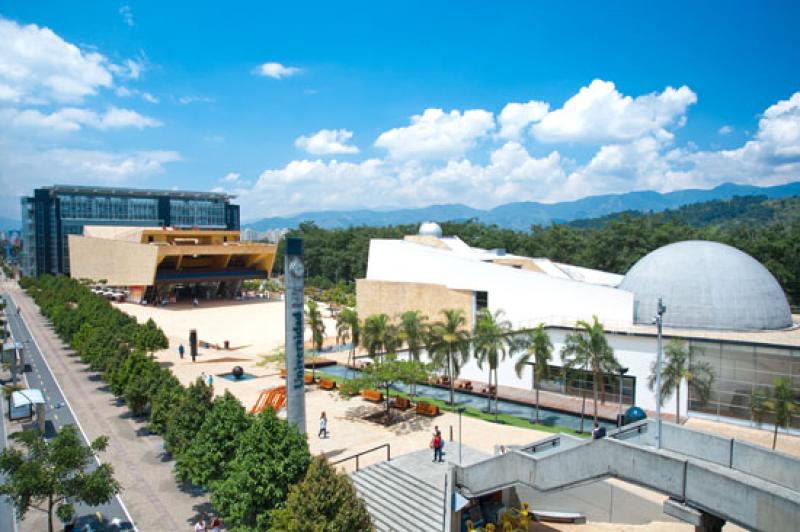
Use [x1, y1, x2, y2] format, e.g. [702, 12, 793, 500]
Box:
[284, 237, 306, 434]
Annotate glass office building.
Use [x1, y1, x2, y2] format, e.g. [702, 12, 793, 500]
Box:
[20, 185, 240, 278]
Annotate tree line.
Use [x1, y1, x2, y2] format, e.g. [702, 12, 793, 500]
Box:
[332, 307, 795, 444]
[270, 197, 800, 305]
[16, 274, 371, 531]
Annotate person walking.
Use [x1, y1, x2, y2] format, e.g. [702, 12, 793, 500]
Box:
[319, 411, 328, 438]
[209, 517, 221, 532]
[208, 373, 214, 388]
[193, 517, 206, 531]
[178, 344, 185, 359]
[432, 430, 444, 462]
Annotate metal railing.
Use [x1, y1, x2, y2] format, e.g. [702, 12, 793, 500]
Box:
[331, 443, 391, 472]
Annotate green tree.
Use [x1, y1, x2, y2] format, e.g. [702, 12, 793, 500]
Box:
[336, 307, 360, 375]
[149, 374, 183, 435]
[175, 391, 253, 487]
[766, 378, 796, 450]
[427, 309, 471, 406]
[269, 456, 372, 531]
[561, 316, 619, 426]
[749, 387, 769, 427]
[341, 355, 429, 420]
[647, 340, 715, 424]
[210, 408, 311, 531]
[363, 313, 398, 362]
[306, 300, 326, 381]
[164, 378, 213, 458]
[514, 324, 553, 424]
[0, 425, 120, 532]
[398, 310, 428, 396]
[473, 309, 513, 420]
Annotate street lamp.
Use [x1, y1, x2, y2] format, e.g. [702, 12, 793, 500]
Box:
[456, 406, 465, 464]
[617, 367, 629, 427]
[653, 298, 667, 449]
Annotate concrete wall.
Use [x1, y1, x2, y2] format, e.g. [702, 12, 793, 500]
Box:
[732, 440, 800, 492]
[356, 279, 475, 329]
[68, 235, 158, 286]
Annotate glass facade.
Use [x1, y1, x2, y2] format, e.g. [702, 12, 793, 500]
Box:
[688, 339, 800, 429]
[539, 364, 636, 407]
[20, 186, 240, 277]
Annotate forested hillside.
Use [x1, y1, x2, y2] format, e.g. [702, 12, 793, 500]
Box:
[272, 195, 800, 306]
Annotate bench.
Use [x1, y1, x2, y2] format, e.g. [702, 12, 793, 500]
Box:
[390, 396, 411, 410]
[280, 368, 286, 378]
[319, 378, 336, 390]
[416, 401, 440, 417]
[304, 374, 315, 385]
[361, 389, 383, 403]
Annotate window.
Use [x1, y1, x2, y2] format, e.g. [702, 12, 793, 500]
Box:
[476, 291, 488, 310]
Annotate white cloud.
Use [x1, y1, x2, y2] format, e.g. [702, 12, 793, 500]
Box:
[375, 108, 495, 160]
[1, 106, 161, 132]
[718, 125, 733, 135]
[223, 172, 241, 182]
[141, 92, 159, 104]
[0, 17, 113, 104]
[178, 95, 214, 105]
[295, 129, 359, 155]
[254, 62, 301, 79]
[119, 6, 134, 27]
[497, 100, 549, 140]
[532, 79, 697, 144]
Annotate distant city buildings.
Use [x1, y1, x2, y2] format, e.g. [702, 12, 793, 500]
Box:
[20, 185, 241, 278]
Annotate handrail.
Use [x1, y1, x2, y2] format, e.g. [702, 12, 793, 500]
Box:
[331, 443, 391, 471]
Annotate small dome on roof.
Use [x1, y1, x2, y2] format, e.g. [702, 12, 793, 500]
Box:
[419, 221, 442, 238]
[619, 240, 792, 331]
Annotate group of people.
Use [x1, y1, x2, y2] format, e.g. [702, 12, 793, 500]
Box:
[193, 516, 222, 531]
[430, 425, 445, 463]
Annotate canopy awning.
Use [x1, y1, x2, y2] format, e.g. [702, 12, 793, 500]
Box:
[11, 389, 45, 408]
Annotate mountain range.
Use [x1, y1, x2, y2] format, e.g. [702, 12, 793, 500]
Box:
[244, 181, 800, 231]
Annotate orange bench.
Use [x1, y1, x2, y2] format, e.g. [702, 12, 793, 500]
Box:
[304, 374, 315, 385]
[361, 389, 383, 403]
[280, 368, 286, 379]
[319, 378, 336, 390]
[416, 401, 440, 417]
[390, 397, 411, 410]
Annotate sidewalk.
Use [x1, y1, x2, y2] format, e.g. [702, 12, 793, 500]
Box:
[6, 283, 210, 532]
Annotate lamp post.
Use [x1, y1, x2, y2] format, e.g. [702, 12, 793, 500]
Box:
[617, 367, 629, 427]
[653, 298, 667, 449]
[457, 406, 465, 464]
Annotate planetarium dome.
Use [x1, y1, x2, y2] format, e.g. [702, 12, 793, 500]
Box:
[418, 221, 443, 238]
[618, 240, 792, 331]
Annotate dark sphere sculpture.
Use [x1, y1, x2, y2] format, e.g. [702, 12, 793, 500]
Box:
[232, 366, 244, 380]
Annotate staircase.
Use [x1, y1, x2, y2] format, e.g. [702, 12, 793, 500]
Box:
[351, 461, 445, 532]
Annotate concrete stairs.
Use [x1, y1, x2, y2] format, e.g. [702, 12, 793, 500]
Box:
[351, 461, 445, 532]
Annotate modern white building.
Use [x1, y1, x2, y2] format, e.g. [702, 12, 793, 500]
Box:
[357, 223, 800, 427]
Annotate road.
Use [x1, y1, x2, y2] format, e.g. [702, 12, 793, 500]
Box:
[1, 283, 136, 531]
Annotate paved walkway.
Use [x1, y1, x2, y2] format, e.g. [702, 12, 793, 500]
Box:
[3, 282, 211, 532]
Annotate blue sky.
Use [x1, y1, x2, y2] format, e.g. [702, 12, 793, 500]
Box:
[1, 1, 799, 221]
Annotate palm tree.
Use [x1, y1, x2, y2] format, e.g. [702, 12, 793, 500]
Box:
[514, 324, 553, 424]
[766, 378, 796, 450]
[305, 300, 325, 381]
[561, 315, 619, 426]
[647, 340, 714, 424]
[363, 313, 398, 362]
[473, 309, 513, 420]
[427, 309, 471, 406]
[749, 387, 768, 428]
[398, 310, 428, 396]
[336, 307, 360, 377]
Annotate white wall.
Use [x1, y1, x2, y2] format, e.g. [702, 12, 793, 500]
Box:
[366, 240, 635, 329]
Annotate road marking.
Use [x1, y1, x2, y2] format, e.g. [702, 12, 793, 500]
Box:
[7, 291, 138, 532]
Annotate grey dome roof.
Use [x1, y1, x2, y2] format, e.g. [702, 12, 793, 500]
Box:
[419, 221, 442, 238]
[619, 240, 792, 331]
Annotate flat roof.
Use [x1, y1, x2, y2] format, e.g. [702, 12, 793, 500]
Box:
[37, 185, 235, 201]
[11, 389, 45, 407]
